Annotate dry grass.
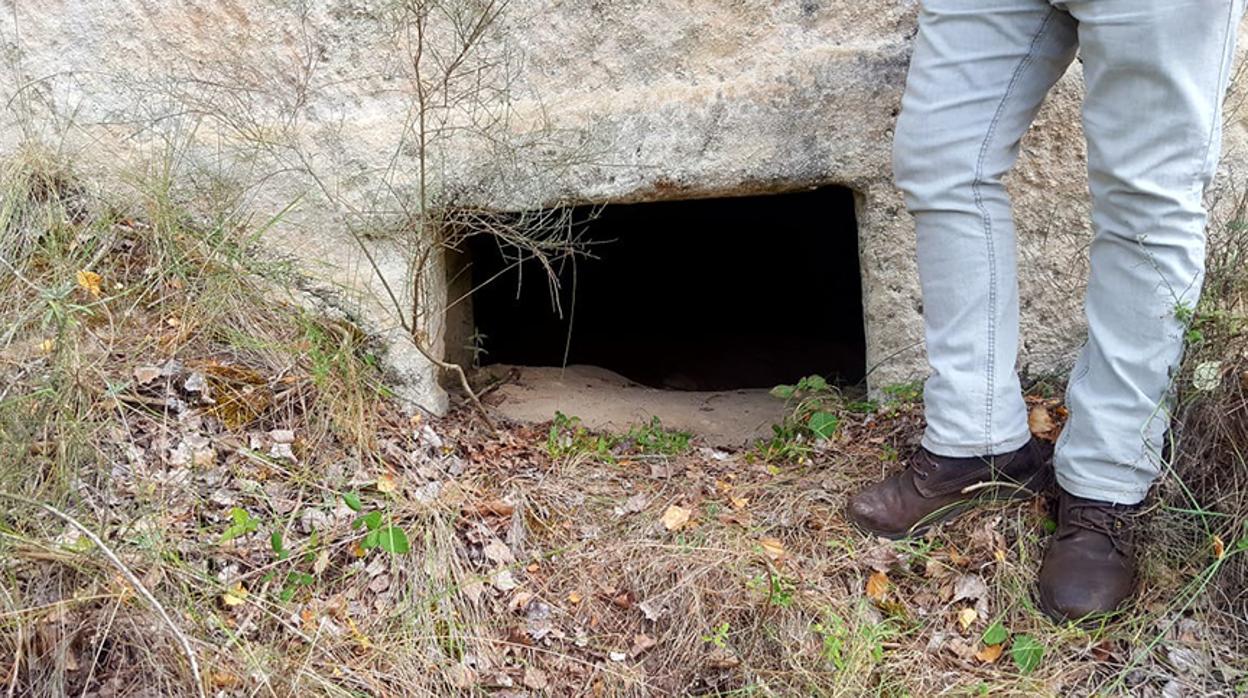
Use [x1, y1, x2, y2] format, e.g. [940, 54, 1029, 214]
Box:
[1, 151, 1247, 697]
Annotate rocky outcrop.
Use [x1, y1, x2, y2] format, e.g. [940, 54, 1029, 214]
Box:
[3, 1, 1245, 411]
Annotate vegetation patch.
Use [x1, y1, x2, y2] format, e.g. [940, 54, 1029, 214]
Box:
[2, 152, 1248, 697]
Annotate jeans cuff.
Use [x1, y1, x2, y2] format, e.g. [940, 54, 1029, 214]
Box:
[921, 430, 1032, 458]
[1054, 471, 1149, 506]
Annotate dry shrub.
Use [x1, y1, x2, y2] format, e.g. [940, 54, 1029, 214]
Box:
[1171, 191, 1248, 636]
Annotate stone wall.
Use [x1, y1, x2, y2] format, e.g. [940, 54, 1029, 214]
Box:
[3, 1, 1246, 412]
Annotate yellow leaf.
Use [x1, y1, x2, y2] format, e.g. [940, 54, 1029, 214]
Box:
[346, 615, 373, 649]
[222, 582, 248, 607]
[975, 643, 1003, 664]
[661, 505, 692, 531]
[567, 591, 583, 605]
[760, 537, 786, 561]
[76, 270, 102, 298]
[866, 571, 889, 602]
[376, 472, 398, 494]
[1028, 405, 1055, 435]
[958, 607, 978, 630]
[948, 544, 967, 567]
[1213, 535, 1226, 560]
[211, 671, 244, 689]
[730, 496, 749, 510]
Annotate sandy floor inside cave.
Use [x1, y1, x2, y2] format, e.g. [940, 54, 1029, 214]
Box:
[478, 364, 790, 446]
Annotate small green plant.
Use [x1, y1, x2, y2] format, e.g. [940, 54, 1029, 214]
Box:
[546, 412, 618, 462]
[844, 399, 879, 414]
[865, 381, 926, 419]
[346, 492, 411, 554]
[746, 571, 796, 608]
[880, 443, 899, 462]
[1010, 634, 1045, 674]
[755, 375, 841, 463]
[812, 614, 848, 670]
[626, 416, 692, 456]
[702, 621, 731, 649]
[220, 507, 259, 542]
[262, 528, 322, 602]
[981, 620, 1008, 646]
[881, 381, 923, 404]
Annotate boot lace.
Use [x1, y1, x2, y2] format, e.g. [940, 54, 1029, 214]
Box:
[1064, 500, 1135, 554]
[910, 450, 941, 482]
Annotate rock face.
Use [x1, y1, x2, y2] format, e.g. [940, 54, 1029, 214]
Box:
[3, 1, 1246, 412]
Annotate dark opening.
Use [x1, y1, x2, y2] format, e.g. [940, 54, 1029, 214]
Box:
[460, 186, 865, 391]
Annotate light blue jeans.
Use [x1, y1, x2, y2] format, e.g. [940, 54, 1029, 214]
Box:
[894, 0, 1245, 504]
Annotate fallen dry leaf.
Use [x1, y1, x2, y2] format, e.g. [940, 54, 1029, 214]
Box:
[211, 672, 244, 690]
[509, 591, 534, 612]
[492, 570, 518, 592]
[632, 633, 658, 655]
[730, 496, 749, 510]
[621, 492, 648, 514]
[947, 637, 978, 660]
[952, 574, 988, 603]
[76, 270, 103, 298]
[222, 582, 248, 607]
[958, 607, 978, 630]
[376, 472, 398, 494]
[760, 537, 786, 561]
[483, 540, 516, 566]
[446, 662, 477, 689]
[861, 542, 904, 572]
[133, 365, 161, 384]
[975, 643, 1003, 664]
[313, 550, 330, 575]
[474, 499, 516, 517]
[1028, 405, 1057, 440]
[866, 571, 889, 602]
[523, 667, 548, 690]
[661, 504, 692, 531]
[948, 544, 968, 567]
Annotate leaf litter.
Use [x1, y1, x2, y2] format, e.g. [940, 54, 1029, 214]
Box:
[1, 233, 1235, 695]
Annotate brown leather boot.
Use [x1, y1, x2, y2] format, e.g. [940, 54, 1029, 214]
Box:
[847, 439, 1051, 540]
[1037, 488, 1138, 623]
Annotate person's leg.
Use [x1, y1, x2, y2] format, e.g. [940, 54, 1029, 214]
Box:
[1055, 0, 1244, 504]
[848, 0, 1077, 538]
[894, 0, 1078, 458]
[1039, 0, 1245, 621]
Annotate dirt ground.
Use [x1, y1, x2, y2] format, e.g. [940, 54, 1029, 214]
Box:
[479, 364, 789, 447]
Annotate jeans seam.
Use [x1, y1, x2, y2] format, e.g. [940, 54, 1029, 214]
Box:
[1195, 0, 1239, 182]
[970, 7, 1057, 450]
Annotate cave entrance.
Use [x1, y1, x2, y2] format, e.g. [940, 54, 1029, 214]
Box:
[451, 185, 866, 395]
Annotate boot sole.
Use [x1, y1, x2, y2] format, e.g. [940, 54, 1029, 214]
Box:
[1035, 589, 1134, 628]
[852, 462, 1054, 541]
